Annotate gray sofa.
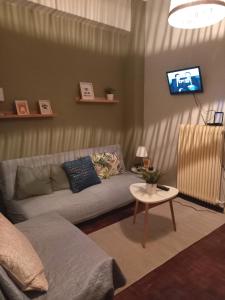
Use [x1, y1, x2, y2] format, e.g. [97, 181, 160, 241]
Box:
[0, 145, 143, 299]
[0, 144, 141, 224]
[0, 212, 126, 300]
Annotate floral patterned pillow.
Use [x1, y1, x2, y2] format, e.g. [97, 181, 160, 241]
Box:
[92, 152, 122, 179]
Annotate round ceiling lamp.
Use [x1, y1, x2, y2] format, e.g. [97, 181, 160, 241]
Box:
[168, 0, 225, 29]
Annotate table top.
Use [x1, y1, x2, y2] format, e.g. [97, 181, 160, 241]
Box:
[129, 183, 179, 204]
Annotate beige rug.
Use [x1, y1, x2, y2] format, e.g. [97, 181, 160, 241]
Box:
[89, 198, 225, 292]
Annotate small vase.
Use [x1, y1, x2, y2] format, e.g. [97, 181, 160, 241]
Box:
[146, 183, 157, 195]
[106, 94, 114, 101]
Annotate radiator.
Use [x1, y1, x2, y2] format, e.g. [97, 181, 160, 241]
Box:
[177, 125, 224, 205]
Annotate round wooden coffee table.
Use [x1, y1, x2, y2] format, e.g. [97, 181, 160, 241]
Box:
[129, 183, 179, 248]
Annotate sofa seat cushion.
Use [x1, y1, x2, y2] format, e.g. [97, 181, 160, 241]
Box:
[6, 173, 143, 224]
[0, 213, 126, 300]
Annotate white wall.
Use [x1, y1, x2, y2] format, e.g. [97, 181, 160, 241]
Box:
[29, 0, 131, 31]
[144, 0, 225, 186]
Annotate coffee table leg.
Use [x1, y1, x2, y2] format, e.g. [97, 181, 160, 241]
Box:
[143, 203, 149, 248]
[169, 199, 176, 231]
[133, 200, 139, 224]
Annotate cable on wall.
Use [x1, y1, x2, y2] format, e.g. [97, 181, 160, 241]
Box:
[193, 93, 206, 125]
[192, 93, 218, 125]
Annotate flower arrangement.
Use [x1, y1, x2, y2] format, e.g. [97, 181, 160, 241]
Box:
[142, 169, 160, 184]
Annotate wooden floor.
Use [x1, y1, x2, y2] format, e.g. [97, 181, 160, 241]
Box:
[78, 202, 225, 300]
[114, 222, 225, 300]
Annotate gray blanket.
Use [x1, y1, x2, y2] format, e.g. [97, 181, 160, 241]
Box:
[0, 213, 125, 300]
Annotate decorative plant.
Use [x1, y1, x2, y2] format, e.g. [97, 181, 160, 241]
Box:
[142, 169, 160, 184]
[104, 87, 116, 94]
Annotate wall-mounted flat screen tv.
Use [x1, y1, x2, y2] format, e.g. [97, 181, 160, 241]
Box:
[166, 66, 203, 95]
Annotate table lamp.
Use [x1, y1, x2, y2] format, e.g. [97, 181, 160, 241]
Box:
[136, 146, 150, 169]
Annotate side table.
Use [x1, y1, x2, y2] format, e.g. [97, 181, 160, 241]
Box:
[129, 183, 179, 248]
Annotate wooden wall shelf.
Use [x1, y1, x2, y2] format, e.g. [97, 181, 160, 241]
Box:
[76, 97, 119, 104]
[0, 112, 57, 119]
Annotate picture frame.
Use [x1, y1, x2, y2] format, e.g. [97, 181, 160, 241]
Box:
[38, 100, 53, 115]
[79, 82, 95, 100]
[15, 100, 30, 116]
[0, 87, 4, 102]
[214, 112, 224, 125]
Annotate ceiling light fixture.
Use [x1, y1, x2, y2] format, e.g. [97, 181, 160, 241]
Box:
[168, 0, 225, 29]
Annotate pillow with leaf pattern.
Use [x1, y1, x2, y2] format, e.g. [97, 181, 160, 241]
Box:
[92, 152, 122, 179]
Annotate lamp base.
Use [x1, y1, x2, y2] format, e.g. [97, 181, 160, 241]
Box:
[143, 158, 150, 169]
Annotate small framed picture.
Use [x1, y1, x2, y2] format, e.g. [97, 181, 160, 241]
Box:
[15, 100, 30, 116]
[79, 82, 95, 100]
[38, 100, 53, 115]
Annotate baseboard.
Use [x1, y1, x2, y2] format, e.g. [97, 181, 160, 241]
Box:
[179, 193, 224, 213]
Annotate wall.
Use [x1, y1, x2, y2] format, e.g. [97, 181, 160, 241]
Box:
[123, 0, 145, 167]
[30, 0, 131, 31]
[144, 0, 225, 186]
[0, 0, 130, 160]
[2, 0, 224, 185]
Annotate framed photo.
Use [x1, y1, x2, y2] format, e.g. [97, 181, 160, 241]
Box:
[0, 87, 4, 102]
[214, 112, 224, 125]
[79, 82, 95, 100]
[15, 100, 30, 116]
[38, 100, 53, 115]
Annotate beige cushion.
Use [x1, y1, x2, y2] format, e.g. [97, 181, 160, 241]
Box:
[16, 165, 52, 200]
[50, 164, 70, 191]
[0, 213, 48, 292]
[92, 152, 122, 179]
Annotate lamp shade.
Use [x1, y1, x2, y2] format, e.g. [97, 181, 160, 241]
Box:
[168, 0, 225, 29]
[136, 146, 148, 158]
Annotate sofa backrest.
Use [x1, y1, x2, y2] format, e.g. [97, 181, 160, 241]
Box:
[0, 144, 125, 202]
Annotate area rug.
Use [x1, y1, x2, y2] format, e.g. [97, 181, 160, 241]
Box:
[89, 198, 225, 292]
[114, 222, 225, 300]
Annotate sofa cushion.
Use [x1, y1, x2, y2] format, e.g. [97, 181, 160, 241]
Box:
[50, 164, 69, 191]
[6, 172, 144, 224]
[63, 156, 101, 193]
[92, 152, 122, 179]
[16, 166, 52, 200]
[0, 214, 48, 292]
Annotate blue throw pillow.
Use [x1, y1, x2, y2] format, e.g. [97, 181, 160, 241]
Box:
[63, 156, 101, 193]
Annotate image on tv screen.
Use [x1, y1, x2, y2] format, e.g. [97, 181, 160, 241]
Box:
[166, 66, 203, 95]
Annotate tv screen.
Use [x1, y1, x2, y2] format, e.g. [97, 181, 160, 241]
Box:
[166, 66, 203, 95]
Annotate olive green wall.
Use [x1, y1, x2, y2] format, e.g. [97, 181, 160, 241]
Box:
[0, 0, 145, 165]
[124, 0, 145, 167]
[0, 0, 133, 161]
